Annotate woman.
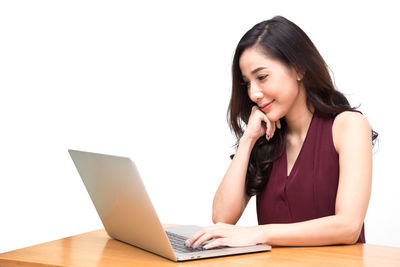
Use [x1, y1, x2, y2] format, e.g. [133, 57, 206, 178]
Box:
[185, 15, 377, 249]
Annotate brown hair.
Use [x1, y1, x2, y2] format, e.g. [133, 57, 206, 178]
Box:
[228, 15, 378, 196]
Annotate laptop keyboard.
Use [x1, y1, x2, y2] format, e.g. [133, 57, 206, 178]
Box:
[165, 231, 225, 253]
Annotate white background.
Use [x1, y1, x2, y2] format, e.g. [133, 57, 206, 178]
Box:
[1, 0, 399, 253]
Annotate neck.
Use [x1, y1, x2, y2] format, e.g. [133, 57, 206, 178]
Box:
[284, 85, 314, 137]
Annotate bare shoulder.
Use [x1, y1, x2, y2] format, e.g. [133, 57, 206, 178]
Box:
[332, 111, 372, 153]
[333, 111, 370, 128]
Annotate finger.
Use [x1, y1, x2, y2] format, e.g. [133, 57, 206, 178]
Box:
[185, 228, 207, 247]
[260, 114, 270, 140]
[276, 119, 281, 129]
[190, 223, 230, 248]
[270, 118, 276, 139]
[262, 114, 274, 140]
[192, 232, 216, 248]
[203, 238, 227, 250]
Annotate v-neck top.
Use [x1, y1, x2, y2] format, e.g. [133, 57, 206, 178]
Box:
[256, 114, 365, 243]
[285, 115, 314, 178]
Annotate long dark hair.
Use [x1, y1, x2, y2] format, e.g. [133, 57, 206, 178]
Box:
[227, 15, 378, 197]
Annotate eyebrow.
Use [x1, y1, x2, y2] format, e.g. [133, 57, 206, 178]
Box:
[242, 66, 268, 78]
[251, 67, 268, 74]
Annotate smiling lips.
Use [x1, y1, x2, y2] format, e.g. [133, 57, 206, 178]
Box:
[260, 100, 274, 112]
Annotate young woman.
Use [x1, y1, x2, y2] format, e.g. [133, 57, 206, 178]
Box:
[185, 15, 377, 249]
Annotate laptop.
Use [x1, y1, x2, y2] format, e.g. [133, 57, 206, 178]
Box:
[68, 149, 271, 261]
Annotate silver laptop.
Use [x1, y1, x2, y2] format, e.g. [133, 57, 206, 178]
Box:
[68, 149, 271, 261]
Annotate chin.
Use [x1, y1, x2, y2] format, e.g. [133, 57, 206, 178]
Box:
[266, 112, 278, 122]
[266, 111, 284, 123]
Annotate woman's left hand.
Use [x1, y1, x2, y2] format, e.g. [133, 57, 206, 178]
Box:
[185, 222, 265, 249]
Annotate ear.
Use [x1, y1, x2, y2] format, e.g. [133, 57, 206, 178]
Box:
[296, 70, 306, 81]
[290, 64, 305, 81]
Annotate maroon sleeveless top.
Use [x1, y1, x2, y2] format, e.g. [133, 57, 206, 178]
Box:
[256, 114, 365, 243]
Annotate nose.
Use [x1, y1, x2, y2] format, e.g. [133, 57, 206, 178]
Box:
[248, 82, 263, 102]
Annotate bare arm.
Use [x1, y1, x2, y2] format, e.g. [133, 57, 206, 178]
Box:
[212, 135, 255, 224]
[212, 106, 279, 224]
[260, 111, 372, 245]
[188, 111, 372, 248]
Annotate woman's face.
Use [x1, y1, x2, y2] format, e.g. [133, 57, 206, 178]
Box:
[239, 46, 303, 122]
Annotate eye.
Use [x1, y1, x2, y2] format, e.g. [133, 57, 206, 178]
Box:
[258, 74, 268, 80]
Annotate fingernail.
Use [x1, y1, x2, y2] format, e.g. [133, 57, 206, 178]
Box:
[185, 240, 190, 247]
[192, 242, 199, 249]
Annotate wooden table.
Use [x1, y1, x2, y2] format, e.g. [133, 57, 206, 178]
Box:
[1, 228, 400, 266]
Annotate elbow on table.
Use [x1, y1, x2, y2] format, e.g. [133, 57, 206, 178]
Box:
[212, 217, 222, 224]
[212, 212, 238, 225]
[212, 214, 230, 224]
[342, 222, 363, 245]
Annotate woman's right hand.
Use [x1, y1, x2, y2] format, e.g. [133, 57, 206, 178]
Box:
[243, 105, 281, 142]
